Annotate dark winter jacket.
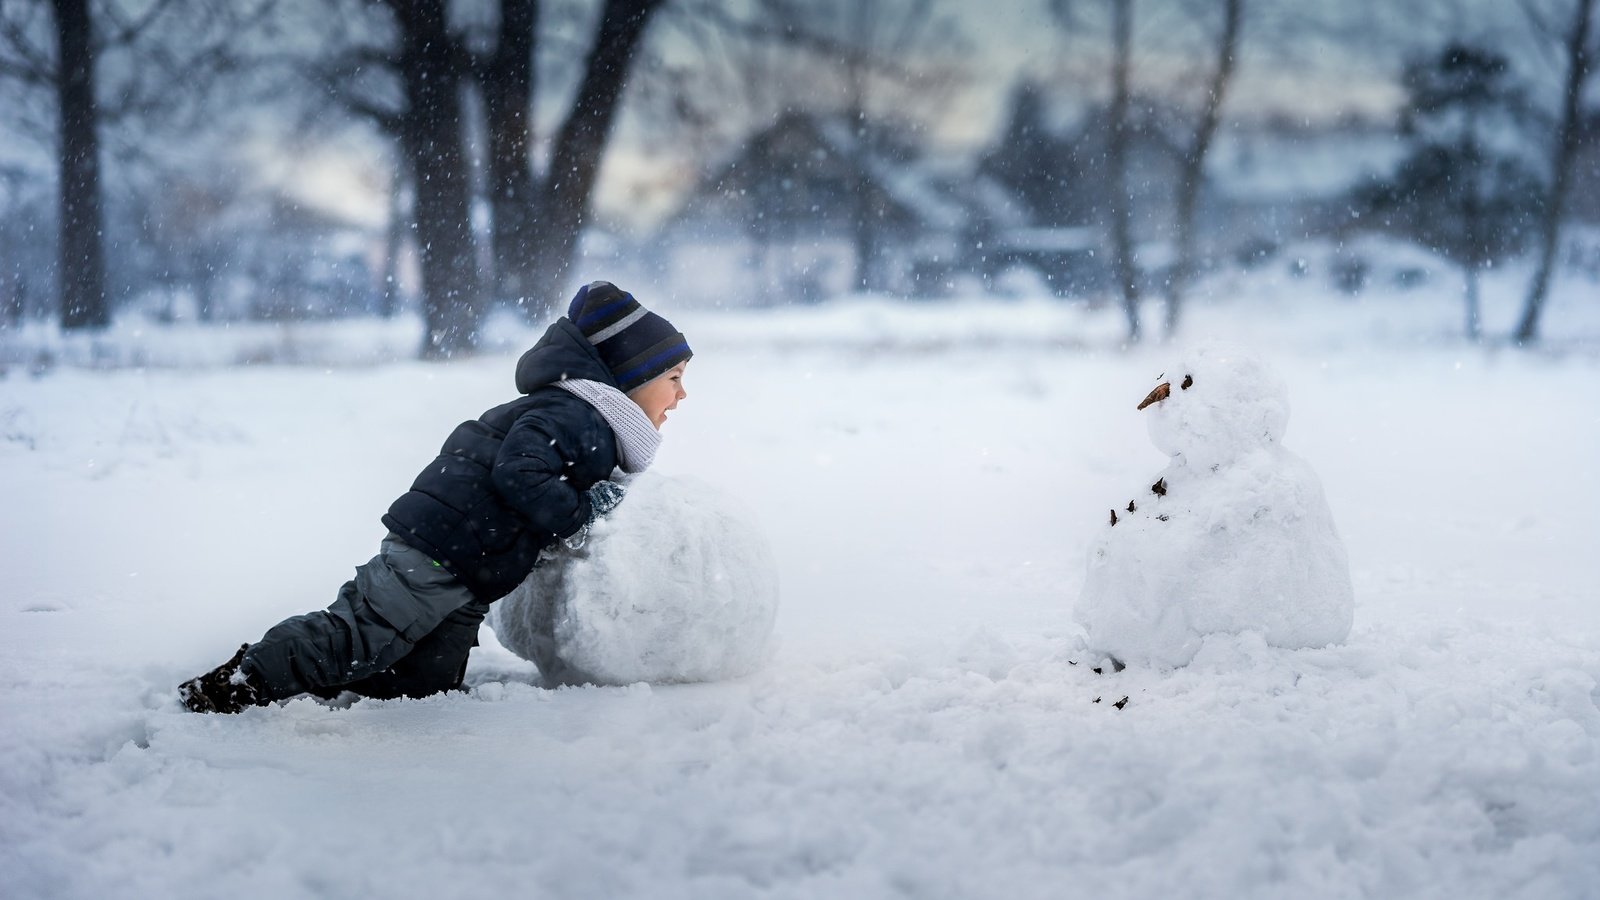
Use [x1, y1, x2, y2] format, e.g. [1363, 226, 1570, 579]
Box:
[381, 320, 621, 601]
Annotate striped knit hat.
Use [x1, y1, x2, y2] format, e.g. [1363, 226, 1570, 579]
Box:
[566, 281, 693, 393]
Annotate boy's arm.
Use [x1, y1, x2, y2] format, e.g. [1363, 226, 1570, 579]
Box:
[492, 407, 592, 539]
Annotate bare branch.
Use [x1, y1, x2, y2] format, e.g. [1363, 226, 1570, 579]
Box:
[96, 0, 289, 125]
[1516, 0, 1560, 40]
[291, 49, 406, 132]
[1048, 0, 1087, 32]
[682, 0, 918, 78]
[0, 2, 55, 85]
[95, 0, 182, 53]
[376, 0, 417, 35]
[0, 54, 50, 85]
[339, 94, 406, 133]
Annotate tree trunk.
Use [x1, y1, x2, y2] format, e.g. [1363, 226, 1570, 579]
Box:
[52, 0, 109, 331]
[1515, 0, 1593, 345]
[0, 214, 18, 326]
[1456, 116, 1485, 343]
[398, 0, 482, 358]
[1, 260, 19, 327]
[848, 104, 883, 293]
[851, 189, 880, 292]
[194, 250, 216, 322]
[1107, 0, 1141, 344]
[1465, 265, 1482, 341]
[482, 0, 541, 312]
[1164, 0, 1242, 340]
[379, 171, 407, 319]
[850, 3, 887, 294]
[524, 0, 663, 319]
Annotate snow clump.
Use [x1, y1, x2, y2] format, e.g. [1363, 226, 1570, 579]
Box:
[490, 471, 780, 686]
[1076, 341, 1354, 668]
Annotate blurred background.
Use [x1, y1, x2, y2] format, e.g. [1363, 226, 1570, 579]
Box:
[0, 0, 1595, 361]
[3, 11, 1598, 891]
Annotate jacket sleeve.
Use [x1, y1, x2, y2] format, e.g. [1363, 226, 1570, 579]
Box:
[491, 406, 592, 539]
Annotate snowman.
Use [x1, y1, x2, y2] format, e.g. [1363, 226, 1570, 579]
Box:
[490, 472, 780, 686]
[1075, 342, 1353, 668]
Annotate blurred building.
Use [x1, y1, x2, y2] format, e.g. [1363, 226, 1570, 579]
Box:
[979, 81, 1411, 293]
[659, 111, 1024, 305]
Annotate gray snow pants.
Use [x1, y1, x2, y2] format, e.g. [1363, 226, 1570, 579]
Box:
[242, 534, 490, 701]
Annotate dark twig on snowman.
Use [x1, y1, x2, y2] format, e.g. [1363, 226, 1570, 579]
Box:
[1074, 342, 1356, 670]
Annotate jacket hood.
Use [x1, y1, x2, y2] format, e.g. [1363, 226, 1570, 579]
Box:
[514, 320, 620, 394]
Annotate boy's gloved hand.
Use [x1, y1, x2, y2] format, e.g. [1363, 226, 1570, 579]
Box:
[563, 480, 628, 550]
[588, 480, 626, 517]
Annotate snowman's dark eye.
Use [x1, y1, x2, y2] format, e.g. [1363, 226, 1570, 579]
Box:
[1181, 375, 1193, 390]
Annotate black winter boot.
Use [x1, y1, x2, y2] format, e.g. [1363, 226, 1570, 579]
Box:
[179, 644, 268, 714]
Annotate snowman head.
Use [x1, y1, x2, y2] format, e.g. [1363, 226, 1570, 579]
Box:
[1136, 342, 1290, 470]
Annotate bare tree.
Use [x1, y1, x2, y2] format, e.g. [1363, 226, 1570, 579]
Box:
[304, 0, 483, 356]
[301, 0, 667, 345]
[478, 0, 539, 311]
[1514, 0, 1595, 345]
[378, 169, 409, 319]
[0, 166, 30, 326]
[1, 0, 278, 331]
[1356, 43, 1544, 340]
[1051, 0, 1143, 343]
[1162, 0, 1242, 340]
[393, 0, 482, 357]
[1, 0, 121, 329]
[443, 0, 668, 319]
[49, 0, 108, 329]
[1105, 0, 1141, 342]
[507, 0, 665, 316]
[776, 0, 966, 292]
[664, 0, 967, 295]
[646, 0, 790, 286]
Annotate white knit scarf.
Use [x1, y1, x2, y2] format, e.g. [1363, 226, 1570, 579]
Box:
[553, 379, 662, 473]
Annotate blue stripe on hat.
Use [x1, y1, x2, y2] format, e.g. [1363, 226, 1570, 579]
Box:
[616, 343, 691, 390]
[575, 296, 637, 330]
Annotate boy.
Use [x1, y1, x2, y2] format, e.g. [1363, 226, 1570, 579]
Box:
[179, 281, 691, 713]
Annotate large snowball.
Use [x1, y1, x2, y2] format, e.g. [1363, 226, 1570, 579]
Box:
[1076, 344, 1353, 668]
[489, 472, 780, 686]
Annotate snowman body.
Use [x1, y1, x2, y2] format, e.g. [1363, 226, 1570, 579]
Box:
[1075, 344, 1353, 668]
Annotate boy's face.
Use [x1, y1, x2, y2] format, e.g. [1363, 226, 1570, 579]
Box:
[628, 362, 688, 429]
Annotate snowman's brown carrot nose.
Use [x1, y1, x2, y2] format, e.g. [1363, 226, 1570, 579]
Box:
[1137, 382, 1171, 410]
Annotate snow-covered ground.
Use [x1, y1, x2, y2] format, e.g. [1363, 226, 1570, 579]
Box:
[2, 261, 1598, 898]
